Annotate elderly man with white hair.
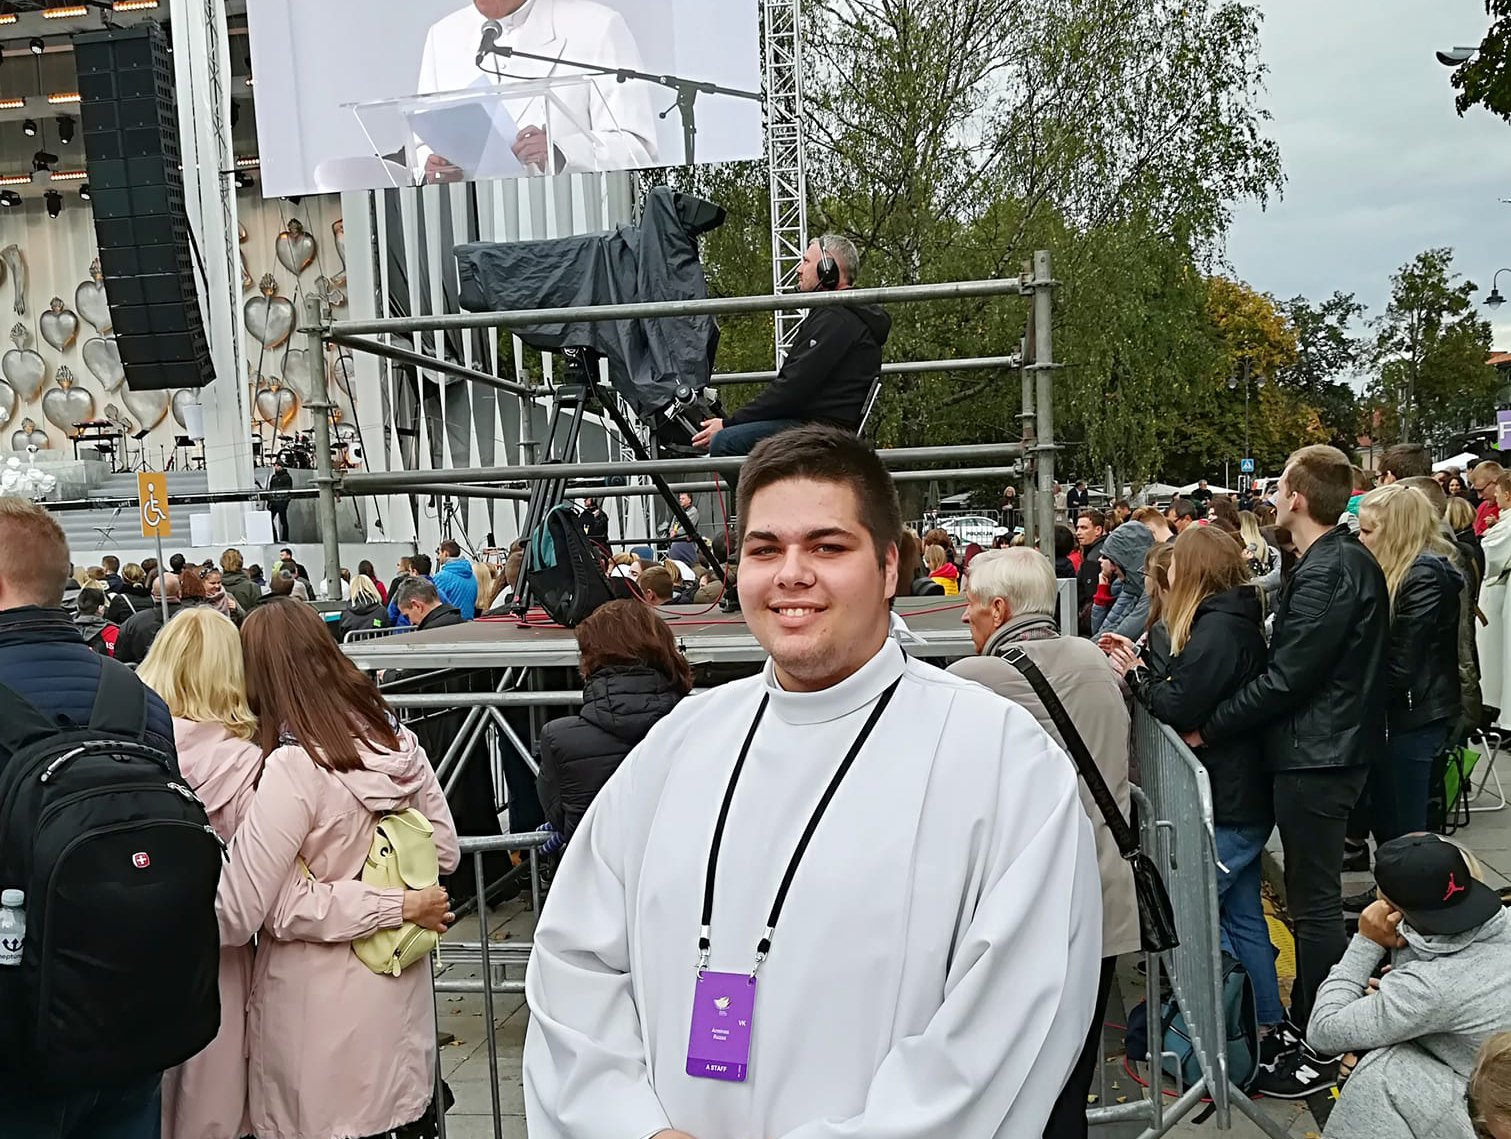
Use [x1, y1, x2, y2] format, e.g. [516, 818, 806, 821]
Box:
[948, 547, 1138, 1139]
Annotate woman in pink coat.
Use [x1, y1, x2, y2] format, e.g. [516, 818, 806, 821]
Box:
[140, 607, 263, 1139]
[219, 599, 460, 1139]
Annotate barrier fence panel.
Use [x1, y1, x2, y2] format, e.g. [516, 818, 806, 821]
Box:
[1130, 703, 1291, 1139]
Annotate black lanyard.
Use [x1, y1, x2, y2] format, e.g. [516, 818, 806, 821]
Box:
[697, 674, 902, 978]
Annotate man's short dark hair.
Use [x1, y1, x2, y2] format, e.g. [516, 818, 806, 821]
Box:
[736, 425, 902, 568]
[1171, 499, 1199, 522]
[639, 565, 676, 602]
[102, 555, 120, 573]
[1053, 524, 1076, 559]
[1077, 508, 1105, 531]
[270, 570, 296, 597]
[393, 575, 439, 610]
[169, 553, 186, 574]
[76, 586, 106, 616]
[1380, 443, 1431, 482]
[438, 539, 461, 558]
[411, 553, 432, 576]
[1286, 444, 1354, 524]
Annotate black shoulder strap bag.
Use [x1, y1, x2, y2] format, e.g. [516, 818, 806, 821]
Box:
[1000, 646, 1179, 954]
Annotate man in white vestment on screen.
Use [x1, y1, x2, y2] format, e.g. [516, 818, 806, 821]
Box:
[523, 423, 1104, 1139]
[415, 0, 660, 180]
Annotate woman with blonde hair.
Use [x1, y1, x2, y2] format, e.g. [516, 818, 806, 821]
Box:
[1358, 483, 1462, 840]
[1113, 527, 1283, 1040]
[1470, 1033, 1511, 1139]
[1239, 511, 1281, 598]
[472, 559, 501, 613]
[338, 573, 391, 641]
[924, 542, 959, 595]
[139, 608, 263, 1139]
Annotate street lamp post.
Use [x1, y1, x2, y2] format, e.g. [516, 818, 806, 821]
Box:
[1227, 358, 1267, 490]
[1485, 268, 1511, 311]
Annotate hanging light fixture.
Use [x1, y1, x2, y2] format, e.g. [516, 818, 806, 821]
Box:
[44, 189, 61, 218]
[21, 118, 36, 137]
[78, 183, 90, 201]
[28, 38, 44, 55]
[56, 115, 73, 145]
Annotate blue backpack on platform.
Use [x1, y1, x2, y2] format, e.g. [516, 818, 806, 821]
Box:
[1125, 953, 1260, 1093]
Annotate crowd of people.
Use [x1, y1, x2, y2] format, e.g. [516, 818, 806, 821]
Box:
[9, 424, 1511, 1139]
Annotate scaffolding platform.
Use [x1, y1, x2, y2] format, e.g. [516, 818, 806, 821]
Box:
[344, 596, 973, 671]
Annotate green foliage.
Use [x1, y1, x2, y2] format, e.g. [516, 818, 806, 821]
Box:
[1451, 1, 1511, 122]
[1365, 248, 1498, 447]
[1276, 292, 1365, 454]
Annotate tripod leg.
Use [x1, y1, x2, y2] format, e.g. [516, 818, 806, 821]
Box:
[511, 376, 592, 615]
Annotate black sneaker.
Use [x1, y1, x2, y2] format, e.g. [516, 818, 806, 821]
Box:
[1259, 1023, 1302, 1071]
[1255, 1048, 1338, 1099]
[1342, 886, 1379, 914]
[1342, 842, 1370, 872]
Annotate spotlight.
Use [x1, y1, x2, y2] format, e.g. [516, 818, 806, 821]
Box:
[234, 170, 255, 189]
[28, 38, 44, 56]
[78, 183, 89, 201]
[44, 189, 60, 218]
[56, 115, 72, 145]
[0, 191, 19, 208]
[31, 150, 57, 171]
[21, 119, 36, 137]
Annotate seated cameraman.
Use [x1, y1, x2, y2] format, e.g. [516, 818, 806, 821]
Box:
[691, 235, 891, 457]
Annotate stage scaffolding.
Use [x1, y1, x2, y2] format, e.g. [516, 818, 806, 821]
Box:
[301, 253, 1059, 601]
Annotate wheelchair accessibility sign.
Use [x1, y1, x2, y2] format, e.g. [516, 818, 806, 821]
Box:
[138, 472, 171, 538]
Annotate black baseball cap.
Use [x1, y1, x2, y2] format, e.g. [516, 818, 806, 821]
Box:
[1374, 834, 1502, 936]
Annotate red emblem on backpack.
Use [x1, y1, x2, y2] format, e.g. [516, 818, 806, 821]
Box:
[132, 852, 150, 869]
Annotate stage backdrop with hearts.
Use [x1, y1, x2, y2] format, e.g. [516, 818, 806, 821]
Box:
[0, 188, 347, 468]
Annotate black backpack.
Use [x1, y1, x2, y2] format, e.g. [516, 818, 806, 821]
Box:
[525, 503, 615, 627]
[0, 659, 223, 1085]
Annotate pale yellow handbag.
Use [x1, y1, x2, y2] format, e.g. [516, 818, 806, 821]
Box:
[299, 808, 441, 977]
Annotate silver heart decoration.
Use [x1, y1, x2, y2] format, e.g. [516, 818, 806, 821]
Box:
[0, 379, 15, 428]
[245, 277, 295, 348]
[171, 389, 198, 429]
[255, 383, 301, 430]
[123, 388, 169, 432]
[40, 297, 80, 353]
[76, 260, 111, 334]
[41, 366, 96, 437]
[281, 348, 317, 401]
[11, 418, 47, 450]
[82, 337, 126, 393]
[2, 322, 46, 402]
[275, 218, 317, 276]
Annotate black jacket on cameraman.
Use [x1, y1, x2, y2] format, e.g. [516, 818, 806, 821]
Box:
[1202, 524, 1389, 772]
[1131, 587, 1272, 825]
[723, 304, 891, 432]
[536, 665, 684, 842]
[1387, 553, 1463, 733]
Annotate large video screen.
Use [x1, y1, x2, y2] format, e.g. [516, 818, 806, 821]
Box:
[245, 0, 764, 198]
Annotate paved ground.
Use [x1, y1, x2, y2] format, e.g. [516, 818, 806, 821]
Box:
[430, 756, 1511, 1139]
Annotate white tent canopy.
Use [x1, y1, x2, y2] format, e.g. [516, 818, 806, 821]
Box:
[1178, 482, 1237, 495]
[1434, 452, 1479, 473]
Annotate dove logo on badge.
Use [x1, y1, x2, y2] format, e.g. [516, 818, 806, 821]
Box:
[713, 996, 731, 1011]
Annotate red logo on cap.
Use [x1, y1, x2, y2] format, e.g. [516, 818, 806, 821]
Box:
[131, 852, 150, 869]
[1444, 872, 1466, 902]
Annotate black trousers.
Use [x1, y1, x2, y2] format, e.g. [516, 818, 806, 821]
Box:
[268, 503, 289, 542]
[1273, 765, 1369, 1032]
[1043, 955, 1118, 1139]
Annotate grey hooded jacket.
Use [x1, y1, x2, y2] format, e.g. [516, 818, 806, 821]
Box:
[1309, 909, 1511, 1139]
[1091, 521, 1154, 640]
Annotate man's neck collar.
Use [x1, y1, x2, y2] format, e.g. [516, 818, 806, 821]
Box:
[764, 634, 902, 726]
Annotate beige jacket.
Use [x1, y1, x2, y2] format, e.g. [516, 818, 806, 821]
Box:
[949, 615, 1140, 958]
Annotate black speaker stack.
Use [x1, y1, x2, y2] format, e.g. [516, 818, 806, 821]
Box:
[74, 22, 213, 392]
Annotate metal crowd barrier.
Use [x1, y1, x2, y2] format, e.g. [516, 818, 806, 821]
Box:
[424, 713, 1288, 1139]
[431, 832, 549, 1139]
[1129, 703, 1290, 1139]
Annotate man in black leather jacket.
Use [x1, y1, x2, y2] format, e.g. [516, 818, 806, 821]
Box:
[1185, 444, 1388, 1096]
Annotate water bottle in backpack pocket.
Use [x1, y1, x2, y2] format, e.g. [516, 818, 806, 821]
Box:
[0, 660, 225, 1087]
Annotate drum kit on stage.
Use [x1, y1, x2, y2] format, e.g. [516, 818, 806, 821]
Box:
[266, 425, 363, 471]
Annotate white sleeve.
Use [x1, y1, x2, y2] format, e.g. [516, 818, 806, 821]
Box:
[552, 13, 660, 172]
[777, 732, 1104, 1139]
[412, 25, 442, 176]
[523, 743, 672, 1139]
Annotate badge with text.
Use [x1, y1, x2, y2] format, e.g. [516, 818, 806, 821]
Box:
[686, 971, 756, 1082]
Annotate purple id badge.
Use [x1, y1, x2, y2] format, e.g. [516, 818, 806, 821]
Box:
[686, 971, 756, 1082]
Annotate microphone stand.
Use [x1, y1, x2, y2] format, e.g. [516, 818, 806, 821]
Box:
[478, 43, 764, 167]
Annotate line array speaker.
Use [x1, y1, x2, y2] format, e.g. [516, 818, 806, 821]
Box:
[74, 22, 213, 392]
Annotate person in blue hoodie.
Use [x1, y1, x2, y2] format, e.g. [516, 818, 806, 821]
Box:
[433, 539, 478, 620]
[387, 552, 435, 627]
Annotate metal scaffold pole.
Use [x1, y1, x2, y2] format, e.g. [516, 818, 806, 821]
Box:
[1032, 250, 1058, 551]
[305, 296, 342, 599]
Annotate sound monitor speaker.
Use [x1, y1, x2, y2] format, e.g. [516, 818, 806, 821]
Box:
[74, 23, 213, 392]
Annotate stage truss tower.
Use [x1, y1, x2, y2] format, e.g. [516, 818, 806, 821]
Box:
[763, 0, 809, 363]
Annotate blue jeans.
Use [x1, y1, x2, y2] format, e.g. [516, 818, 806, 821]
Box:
[1370, 718, 1450, 842]
[1, 1075, 161, 1139]
[709, 418, 809, 459]
[1215, 823, 1285, 1026]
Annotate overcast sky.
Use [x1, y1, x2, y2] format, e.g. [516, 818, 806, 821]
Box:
[1225, 0, 1511, 350]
